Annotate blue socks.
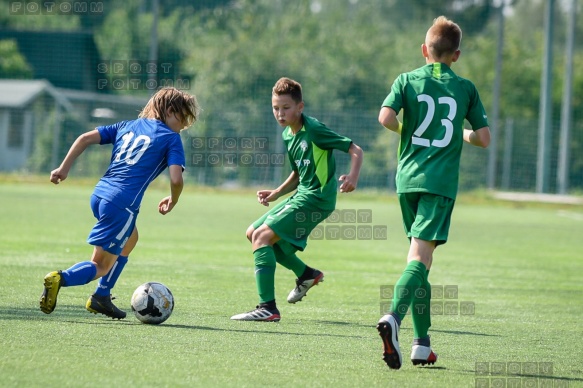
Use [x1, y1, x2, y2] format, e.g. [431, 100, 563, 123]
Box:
[61, 261, 97, 287]
[60, 256, 128, 294]
[95, 255, 128, 296]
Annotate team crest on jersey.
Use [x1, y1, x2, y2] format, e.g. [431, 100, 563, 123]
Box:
[299, 140, 308, 152]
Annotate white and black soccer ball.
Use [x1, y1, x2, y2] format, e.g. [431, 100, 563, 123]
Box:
[131, 282, 174, 324]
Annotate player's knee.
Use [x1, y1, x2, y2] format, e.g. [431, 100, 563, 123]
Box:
[251, 226, 273, 245]
[246, 225, 255, 242]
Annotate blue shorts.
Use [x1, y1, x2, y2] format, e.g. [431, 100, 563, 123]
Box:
[87, 195, 138, 255]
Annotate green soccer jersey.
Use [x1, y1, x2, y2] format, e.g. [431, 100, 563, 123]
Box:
[382, 62, 489, 199]
[282, 114, 353, 211]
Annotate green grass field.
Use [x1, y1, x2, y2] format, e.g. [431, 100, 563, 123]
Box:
[1, 181, 582, 387]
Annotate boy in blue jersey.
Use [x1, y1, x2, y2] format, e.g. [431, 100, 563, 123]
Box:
[376, 17, 490, 369]
[40, 87, 199, 319]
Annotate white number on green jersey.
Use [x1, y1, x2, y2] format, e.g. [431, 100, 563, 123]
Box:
[115, 132, 151, 165]
[412, 94, 456, 148]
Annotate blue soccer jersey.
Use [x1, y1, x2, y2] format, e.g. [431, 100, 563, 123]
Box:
[92, 118, 185, 211]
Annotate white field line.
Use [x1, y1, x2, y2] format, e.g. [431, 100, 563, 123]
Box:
[556, 210, 583, 221]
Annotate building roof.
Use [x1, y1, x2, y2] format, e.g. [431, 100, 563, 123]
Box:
[0, 79, 147, 124]
[0, 79, 50, 108]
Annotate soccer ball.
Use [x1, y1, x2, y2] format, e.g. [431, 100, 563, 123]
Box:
[131, 282, 174, 324]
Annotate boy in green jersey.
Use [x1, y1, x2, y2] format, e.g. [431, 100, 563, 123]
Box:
[376, 16, 491, 369]
[231, 77, 364, 322]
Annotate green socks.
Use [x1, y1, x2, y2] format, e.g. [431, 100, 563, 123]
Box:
[273, 243, 306, 278]
[411, 269, 431, 340]
[390, 260, 427, 321]
[254, 246, 277, 304]
[253, 244, 310, 304]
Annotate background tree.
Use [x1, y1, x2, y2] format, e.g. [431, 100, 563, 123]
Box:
[0, 39, 33, 78]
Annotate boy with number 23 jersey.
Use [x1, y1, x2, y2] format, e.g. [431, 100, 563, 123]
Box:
[384, 62, 489, 199]
[377, 16, 490, 370]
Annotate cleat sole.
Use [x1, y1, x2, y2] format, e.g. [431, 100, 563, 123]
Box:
[39, 272, 62, 314]
[377, 321, 402, 370]
[411, 352, 437, 366]
[87, 308, 124, 320]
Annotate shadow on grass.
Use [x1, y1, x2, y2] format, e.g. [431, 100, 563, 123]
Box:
[153, 323, 369, 339]
[0, 305, 96, 320]
[428, 328, 501, 337]
[418, 366, 447, 370]
[313, 319, 378, 328]
[0, 305, 141, 326]
[468, 371, 583, 384]
[0, 306, 368, 339]
[312, 320, 501, 338]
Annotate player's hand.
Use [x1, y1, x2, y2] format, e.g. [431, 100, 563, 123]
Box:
[257, 190, 278, 206]
[338, 174, 357, 193]
[158, 196, 176, 215]
[50, 168, 68, 184]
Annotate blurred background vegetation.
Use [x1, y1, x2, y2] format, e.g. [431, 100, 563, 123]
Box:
[0, 0, 581, 193]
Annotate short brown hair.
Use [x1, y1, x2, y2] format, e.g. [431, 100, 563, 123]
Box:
[426, 16, 462, 59]
[139, 87, 200, 127]
[272, 77, 303, 103]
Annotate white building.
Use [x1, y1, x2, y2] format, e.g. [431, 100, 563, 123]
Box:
[0, 79, 147, 172]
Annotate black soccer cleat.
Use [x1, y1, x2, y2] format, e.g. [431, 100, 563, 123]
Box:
[86, 294, 127, 319]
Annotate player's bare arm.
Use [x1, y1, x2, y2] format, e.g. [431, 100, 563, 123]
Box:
[339, 143, 363, 193]
[50, 129, 101, 184]
[463, 126, 491, 148]
[378, 107, 402, 134]
[158, 164, 184, 215]
[257, 171, 299, 206]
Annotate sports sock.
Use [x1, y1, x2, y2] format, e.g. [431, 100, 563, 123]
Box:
[259, 300, 277, 310]
[254, 246, 277, 304]
[95, 255, 128, 296]
[60, 261, 97, 287]
[411, 269, 431, 339]
[299, 265, 316, 281]
[273, 243, 306, 277]
[390, 260, 427, 321]
[413, 336, 431, 347]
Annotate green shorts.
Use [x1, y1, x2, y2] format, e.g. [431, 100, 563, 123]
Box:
[252, 195, 333, 255]
[398, 192, 455, 246]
